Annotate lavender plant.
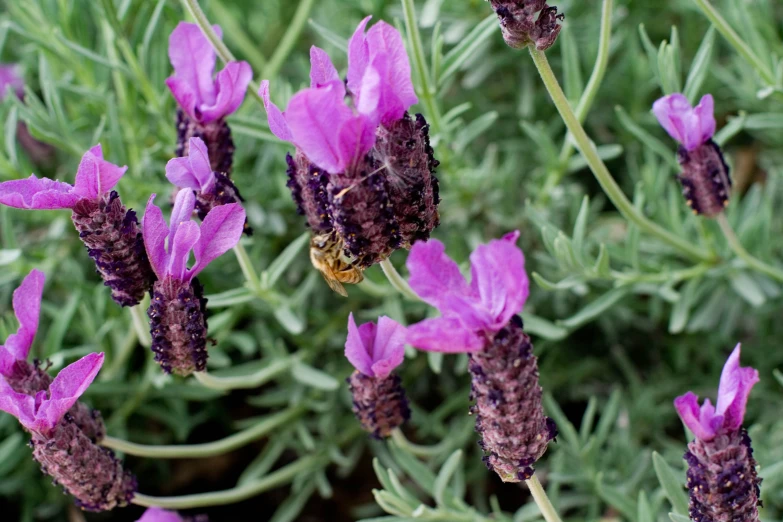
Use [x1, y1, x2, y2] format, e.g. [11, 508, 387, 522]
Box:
[0, 0, 783, 521]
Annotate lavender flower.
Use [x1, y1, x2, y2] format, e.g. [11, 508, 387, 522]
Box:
[653, 93, 731, 217]
[0, 145, 155, 306]
[0, 270, 105, 441]
[345, 313, 409, 438]
[487, 0, 564, 51]
[674, 344, 761, 522]
[166, 22, 252, 175]
[143, 189, 245, 375]
[261, 17, 439, 271]
[137, 507, 208, 522]
[166, 137, 252, 235]
[0, 353, 136, 511]
[0, 64, 24, 100]
[406, 232, 556, 482]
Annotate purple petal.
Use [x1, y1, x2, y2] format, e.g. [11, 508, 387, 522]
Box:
[715, 344, 759, 431]
[347, 16, 372, 102]
[1, 269, 45, 364]
[369, 316, 406, 378]
[468, 232, 529, 332]
[199, 61, 253, 122]
[36, 353, 103, 432]
[165, 157, 200, 190]
[674, 391, 717, 441]
[168, 22, 220, 112]
[165, 77, 198, 120]
[167, 221, 200, 280]
[189, 203, 246, 279]
[168, 189, 197, 253]
[0, 378, 36, 429]
[165, 137, 214, 192]
[652, 93, 714, 151]
[142, 194, 170, 279]
[344, 312, 373, 376]
[363, 21, 417, 124]
[285, 81, 358, 174]
[309, 46, 340, 88]
[406, 239, 476, 316]
[0, 64, 24, 100]
[259, 80, 294, 142]
[337, 114, 376, 170]
[407, 317, 485, 353]
[0, 175, 79, 209]
[72, 144, 128, 199]
[136, 508, 184, 522]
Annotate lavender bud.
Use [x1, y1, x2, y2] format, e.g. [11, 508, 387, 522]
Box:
[685, 428, 761, 521]
[328, 157, 402, 268]
[676, 139, 732, 217]
[347, 371, 410, 438]
[176, 109, 235, 175]
[488, 0, 563, 50]
[374, 113, 440, 247]
[286, 151, 333, 233]
[194, 172, 253, 236]
[71, 191, 155, 307]
[469, 316, 556, 482]
[32, 415, 136, 511]
[148, 277, 208, 376]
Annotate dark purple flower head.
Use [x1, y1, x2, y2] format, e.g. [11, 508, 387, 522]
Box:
[0, 353, 103, 437]
[406, 231, 529, 352]
[653, 94, 716, 152]
[345, 313, 406, 379]
[0, 64, 24, 100]
[0, 269, 44, 378]
[674, 344, 759, 442]
[488, 1, 563, 50]
[0, 144, 127, 210]
[166, 22, 252, 124]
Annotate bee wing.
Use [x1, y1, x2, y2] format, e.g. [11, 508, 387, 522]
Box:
[322, 272, 348, 297]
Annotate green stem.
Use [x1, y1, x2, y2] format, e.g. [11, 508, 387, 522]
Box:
[716, 213, 783, 282]
[263, 0, 316, 79]
[193, 357, 298, 391]
[401, 0, 442, 135]
[525, 475, 563, 522]
[527, 47, 714, 264]
[131, 455, 324, 509]
[129, 304, 150, 348]
[234, 243, 263, 295]
[541, 0, 613, 199]
[379, 258, 420, 301]
[390, 428, 451, 457]
[102, 406, 305, 459]
[691, 0, 776, 86]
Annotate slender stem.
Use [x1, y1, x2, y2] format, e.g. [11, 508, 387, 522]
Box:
[131, 455, 324, 509]
[390, 428, 451, 457]
[193, 357, 298, 391]
[234, 243, 263, 294]
[401, 0, 442, 135]
[102, 406, 305, 459]
[541, 0, 613, 199]
[263, 0, 316, 79]
[379, 258, 420, 301]
[528, 47, 714, 264]
[129, 304, 151, 348]
[691, 0, 776, 86]
[525, 475, 563, 522]
[716, 213, 783, 282]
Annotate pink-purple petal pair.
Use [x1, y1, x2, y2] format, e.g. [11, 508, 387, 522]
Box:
[406, 233, 555, 482]
[262, 16, 439, 281]
[0, 146, 155, 306]
[652, 93, 731, 217]
[143, 189, 245, 375]
[0, 351, 136, 510]
[344, 314, 409, 438]
[673, 345, 761, 521]
[167, 22, 251, 174]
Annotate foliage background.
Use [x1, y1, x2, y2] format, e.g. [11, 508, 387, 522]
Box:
[0, 0, 782, 520]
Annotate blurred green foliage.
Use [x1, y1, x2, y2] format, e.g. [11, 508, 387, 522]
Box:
[1, 0, 783, 520]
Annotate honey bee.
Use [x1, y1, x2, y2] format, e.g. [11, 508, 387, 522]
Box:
[309, 231, 364, 297]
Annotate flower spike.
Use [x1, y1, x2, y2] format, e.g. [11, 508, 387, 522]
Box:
[653, 93, 731, 218]
[167, 22, 252, 174]
[345, 314, 410, 438]
[487, 0, 564, 50]
[674, 344, 761, 521]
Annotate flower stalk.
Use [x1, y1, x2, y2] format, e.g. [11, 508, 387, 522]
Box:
[526, 475, 564, 522]
[716, 212, 783, 282]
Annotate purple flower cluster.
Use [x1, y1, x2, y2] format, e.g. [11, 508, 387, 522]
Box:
[262, 17, 440, 276]
[487, 0, 564, 50]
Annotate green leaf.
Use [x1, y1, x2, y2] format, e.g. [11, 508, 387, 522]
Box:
[433, 450, 461, 506]
[614, 106, 679, 169]
[557, 288, 630, 329]
[683, 26, 716, 103]
[454, 111, 498, 151]
[653, 452, 689, 515]
[262, 231, 310, 289]
[274, 306, 305, 334]
[572, 195, 590, 254]
[0, 249, 21, 266]
[439, 15, 496, 87]
[669, 514, 691, 522]
[291, 362, 339, 390]
[729, 272, 766, 307]
[637, 490, 654, 522]
[521, 312, 569, 341]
